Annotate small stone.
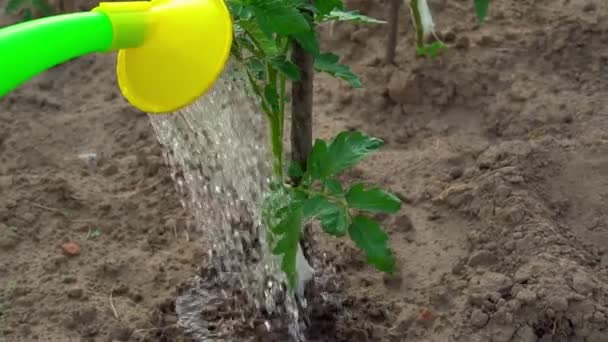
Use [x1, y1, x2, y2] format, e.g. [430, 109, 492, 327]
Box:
[449, 167, 464, 179]
[583, 2, 596, 12]
[591, 311, 606, 324]
[383, 271, 403, 289]
[442, 30, 456, 43]
[61, 242, 81, 256]
[62, 276, 77, 284]
[572, 272, 595, 295]
[67, 288, 83, 299]
[470, 309, 489, 328]
[469, 272, 513, 295]
[455, 36, 470, 50]
[452, 257, 467, 275]
[514, 267, 531, 283]
[548, 296, 569, 312]
[394, 214, 414, 232]
[101, 164, 119, 177]
[468, 250, 498, 268]
[513, 325, 537, 342]
[515, 289, 537, 305]
[0, 224, 21, 250]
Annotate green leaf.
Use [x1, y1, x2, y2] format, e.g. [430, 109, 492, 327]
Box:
[324, 178, 344, 196]
[246, 57, 266, 80]
[288, 161, 304, 179]
[269, 57, 301, 81]
[348, 215, 395, 273]
[270, 204, 303, 290]
[292, 29, 320, 56]
[324, 9, 385, 24]
[314, 0, 343, 16]
[227, 0, 253, 20]
[307, 139, 329, 180]
[416, 41, 447, 58]
[314, 53, 361, 88]
[325, 131, 383, 176]
[474, 0, 490, 22]
[5, 0, 24, 13]
[303, 195, 348, 236]
[346, 183, 401, 213]
[239, 19, 279, 56]
[251, 0, 311, 36]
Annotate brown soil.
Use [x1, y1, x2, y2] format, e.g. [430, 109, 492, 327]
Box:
[2, 0, 608, 341]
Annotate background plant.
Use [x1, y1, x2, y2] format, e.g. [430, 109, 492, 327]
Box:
[4, 0, 53, 21]
[387, 0, 491, 61]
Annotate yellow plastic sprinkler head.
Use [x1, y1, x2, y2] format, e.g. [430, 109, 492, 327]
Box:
[94, 0, 233, 113]
[0, 0, 232, 112]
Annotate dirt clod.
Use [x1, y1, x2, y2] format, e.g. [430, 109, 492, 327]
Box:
[61, 242, 81, 256]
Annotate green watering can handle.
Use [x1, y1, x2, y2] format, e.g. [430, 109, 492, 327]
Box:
[0, 12, 116, 96]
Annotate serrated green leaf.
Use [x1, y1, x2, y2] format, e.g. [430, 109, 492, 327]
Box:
[348, 215, 395, 273]
[314, 53, 361, 88]
[270, 204, 303, 289]
[269, 57, 301, 81]
[324, 179, 344, 196]
[292, 29, 320, 56]
[324, 9, 385, 24]
[239, 20, 279, 56]
[416, 41, 447, 58]
[246, 58, 266, 80]
[307, 139, 329, 180]
[474, 0, 490, 22]
[324, 131, 383, 176]
[346, 183, 401, 213]
[314, 0, 343, 16]
[5, 0, 24, 13]
[251, 0, 311, 36]
[227, 0, 253, 20]
[303, 195, 348, 236]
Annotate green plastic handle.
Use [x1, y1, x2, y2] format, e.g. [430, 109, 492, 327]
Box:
[0, 12, 114, 97]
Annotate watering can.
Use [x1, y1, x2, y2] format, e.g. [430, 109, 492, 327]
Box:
[0, 0, 233, 113]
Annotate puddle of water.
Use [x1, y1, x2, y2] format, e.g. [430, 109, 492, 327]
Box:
[148, 62, 303, 341]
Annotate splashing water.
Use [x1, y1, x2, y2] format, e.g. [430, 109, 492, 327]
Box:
[148, 62, 304, 341]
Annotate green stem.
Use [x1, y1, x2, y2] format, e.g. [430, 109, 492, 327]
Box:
[409, 0, 424, 48]
[267, 64, 283, 179]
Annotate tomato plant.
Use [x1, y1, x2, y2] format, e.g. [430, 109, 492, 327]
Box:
[387, 0, 492, 59]
[227, 0, 400, 292]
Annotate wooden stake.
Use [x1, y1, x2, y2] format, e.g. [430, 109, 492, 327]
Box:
[291, 35, 314, 260]
[385, 0, 402, 64]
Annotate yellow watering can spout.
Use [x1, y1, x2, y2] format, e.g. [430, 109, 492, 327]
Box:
[0, 0, 232, 113]
[94, 0, 233, 114]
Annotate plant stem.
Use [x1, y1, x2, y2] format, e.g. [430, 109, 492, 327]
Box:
[409, 0, 424, 48]
[267, 65, 283, 179]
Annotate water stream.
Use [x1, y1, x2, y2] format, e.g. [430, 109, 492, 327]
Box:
[148, 63, 303, 341]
